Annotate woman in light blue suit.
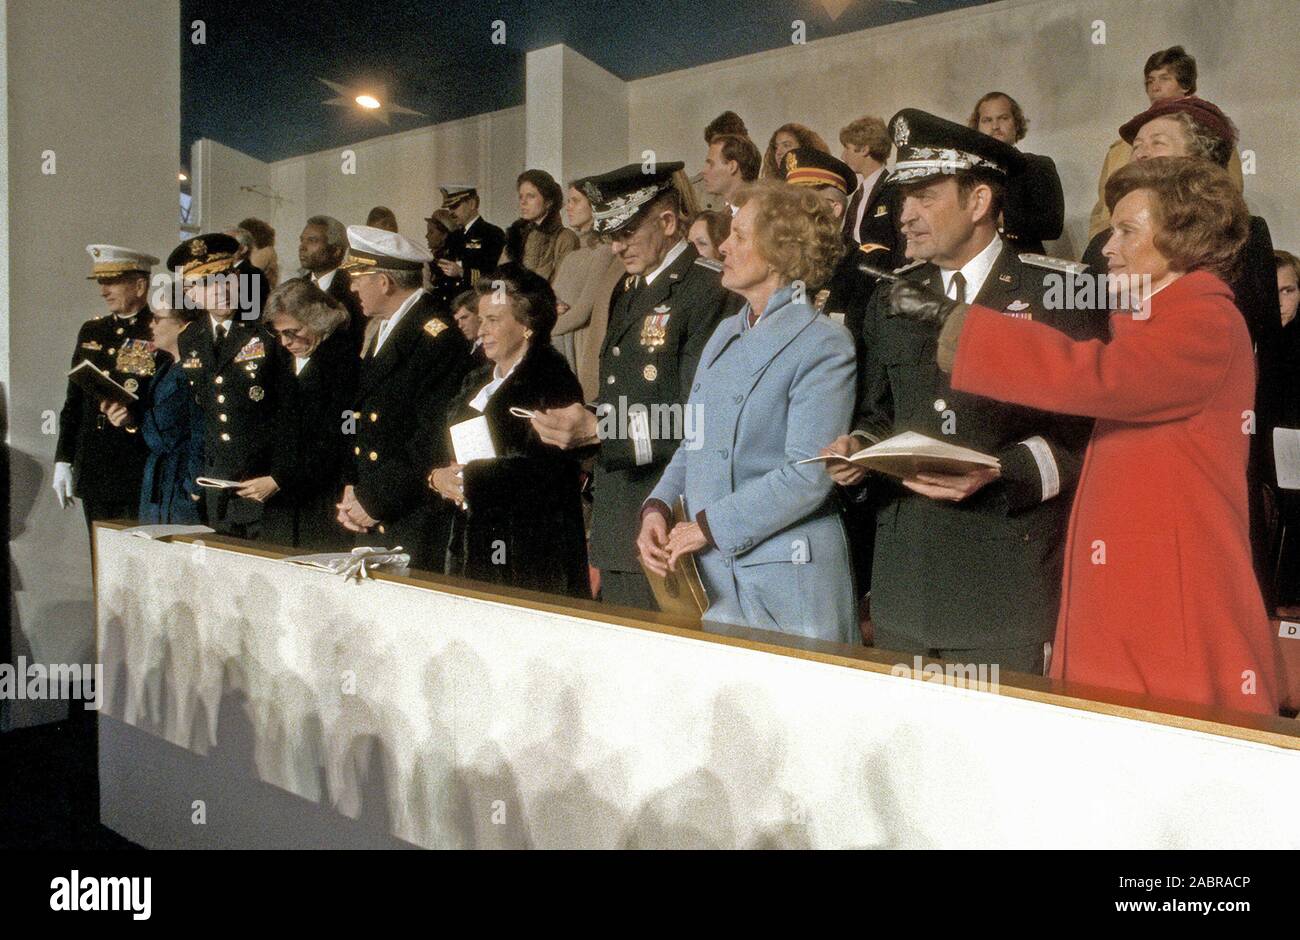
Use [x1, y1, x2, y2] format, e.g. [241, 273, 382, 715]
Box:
[638, 181, 858, 643]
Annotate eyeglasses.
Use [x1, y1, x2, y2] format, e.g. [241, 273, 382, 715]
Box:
[266, 326, 307, 342]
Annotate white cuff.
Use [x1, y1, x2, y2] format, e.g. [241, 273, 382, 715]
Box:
[629, 408, 653, 467]
[1021, 436, 1060, 502]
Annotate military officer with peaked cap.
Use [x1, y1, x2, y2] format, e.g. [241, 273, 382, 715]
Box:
[530, 161, 741, 610]
[438, 185, 506, 293]
[779, 146, 894, 353]
[55, 245, 159, 532]
[823, 109, 1108, 672]
[335, 224, 472, 570]
[170, 232, 300, 539]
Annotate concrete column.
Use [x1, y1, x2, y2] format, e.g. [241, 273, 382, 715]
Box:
[525, 44, 629, 186]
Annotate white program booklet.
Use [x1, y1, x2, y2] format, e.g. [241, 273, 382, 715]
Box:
[122, 524, 215, 540]
[450, 414, 497, 464]
[196, 477, 244, 489]
[1274, 427, 1300, 490]
[797, 430, 999, 480]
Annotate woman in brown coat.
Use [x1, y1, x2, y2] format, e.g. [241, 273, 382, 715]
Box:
[505, 169, 579, 282]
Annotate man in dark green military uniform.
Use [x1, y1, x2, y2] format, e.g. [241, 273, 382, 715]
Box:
[170, 233, 300, 539]
[824, 110, 1108, 673]
[55, 245, 159, 532]
[531, 162, 740, 610]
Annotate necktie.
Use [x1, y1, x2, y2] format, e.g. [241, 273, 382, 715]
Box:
[213, 320, 228, 355]
[950, 272, 967, 304]
[844, 186, 864, 242]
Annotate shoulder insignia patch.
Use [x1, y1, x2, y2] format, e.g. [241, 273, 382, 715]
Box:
[423, 318, 448, 338]
[693, 256, 723, 272]
[858, 243, 890, 256]
[873, 204, 889, 217]
[1019, 253, 1088, 276]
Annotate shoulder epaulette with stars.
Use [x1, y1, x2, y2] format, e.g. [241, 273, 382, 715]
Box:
[423, 318, 448, 338]
[693, 256, 723, 272]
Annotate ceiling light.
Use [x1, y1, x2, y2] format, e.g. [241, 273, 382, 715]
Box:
[355, 94, 382, 110]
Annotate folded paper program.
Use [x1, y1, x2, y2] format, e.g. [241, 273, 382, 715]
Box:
[281, 545, 411, 580]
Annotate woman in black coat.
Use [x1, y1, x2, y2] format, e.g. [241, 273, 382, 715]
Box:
[257, 279, 359, 550]
[428, 264, 588, 596]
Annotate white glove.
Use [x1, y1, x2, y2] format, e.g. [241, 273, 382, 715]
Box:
[53, 461, 74, 508]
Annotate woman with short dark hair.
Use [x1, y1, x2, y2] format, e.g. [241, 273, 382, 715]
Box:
[887, 156, 1279, 716]
[428, 264, 588, 595]
[102, 288, 205, 523]
[505, 169, 579, 282]
[687, 210, 731, 262]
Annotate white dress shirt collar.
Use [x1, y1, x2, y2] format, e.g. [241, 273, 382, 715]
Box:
[313, 268, 337, 292]
[373, 288, 425, 355]
[468, 357, 520, 412]
[643, 238, 689, 287]
[940, 234, 1003, 303]
[852, 166, 885, 239]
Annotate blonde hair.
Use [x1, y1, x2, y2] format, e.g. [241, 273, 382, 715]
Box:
[732, 180, 844, 289]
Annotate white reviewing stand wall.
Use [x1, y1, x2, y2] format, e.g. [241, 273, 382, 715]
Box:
[93, 523, 1300, 849]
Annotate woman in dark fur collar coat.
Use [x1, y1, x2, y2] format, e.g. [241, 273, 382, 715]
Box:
[429, 264, 589, 597]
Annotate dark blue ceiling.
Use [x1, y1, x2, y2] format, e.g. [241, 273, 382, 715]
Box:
[182, 0, 992, 164]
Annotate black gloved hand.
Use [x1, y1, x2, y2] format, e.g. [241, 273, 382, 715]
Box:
[887, 279, 967, 327]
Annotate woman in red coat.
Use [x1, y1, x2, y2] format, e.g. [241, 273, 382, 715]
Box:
[886, 156, 1279, 716]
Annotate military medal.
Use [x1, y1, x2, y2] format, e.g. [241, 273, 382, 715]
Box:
[640, 311, 670, 350]
[234, 337, 265, 362]
[116, 339, 156, 376]
[249, 386, 264, 401]
[643, 364, 658, 382]
[123, 378, 139, 394]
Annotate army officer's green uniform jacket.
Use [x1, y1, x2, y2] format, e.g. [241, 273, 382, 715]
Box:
[589, 243, 740, 606]
[853, 241, 1108, 652]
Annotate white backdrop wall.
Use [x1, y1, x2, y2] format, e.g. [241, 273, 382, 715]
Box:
[626, 0, 1300, 258]
[3, 0, 181, 729]
[193, 107, 526, 282]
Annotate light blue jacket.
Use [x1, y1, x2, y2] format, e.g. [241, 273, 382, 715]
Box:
[649, 285, 858, 643]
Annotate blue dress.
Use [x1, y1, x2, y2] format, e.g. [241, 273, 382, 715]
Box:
[137, 356, 205, 524]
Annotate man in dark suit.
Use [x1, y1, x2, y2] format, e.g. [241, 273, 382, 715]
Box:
[54, 245, 159, 532]
[170, 233, 300, 539]
[824, 110, 1107, 674]
[450, 288, 488, 369]
[530, 162, 740, 610]
[334, 224, 473, 571]
[439, 186, 506, 293]
[299, 214, 365, 351]
[839, 115, 901, 262]
[967, 92, 1064, 255]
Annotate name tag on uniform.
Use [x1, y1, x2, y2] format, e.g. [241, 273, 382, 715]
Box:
[80, 340, 103, 351]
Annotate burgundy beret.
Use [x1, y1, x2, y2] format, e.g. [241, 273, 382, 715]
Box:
[1119, 95, 1238, 147]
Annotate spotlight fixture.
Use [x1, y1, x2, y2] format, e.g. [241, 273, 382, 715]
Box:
[318, 78, 425, 125]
